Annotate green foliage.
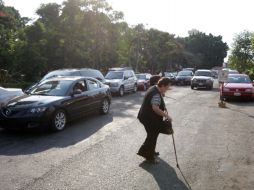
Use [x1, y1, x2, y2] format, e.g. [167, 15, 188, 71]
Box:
[228, 31, 254, 79]
[181, 30, 228, 69]
[0, 0, 228, 83]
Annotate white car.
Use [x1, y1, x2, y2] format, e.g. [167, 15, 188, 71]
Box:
[0, 87, 24, 108]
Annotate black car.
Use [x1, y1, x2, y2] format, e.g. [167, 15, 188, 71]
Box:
[175, 70, 193, 85]
[0, 77, 111, 132]
[25, 68, 106, 93]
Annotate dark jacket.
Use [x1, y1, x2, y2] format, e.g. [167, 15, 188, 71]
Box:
[138, 86, 165, 124]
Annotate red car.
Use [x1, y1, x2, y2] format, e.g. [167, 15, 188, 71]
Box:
[220, 74, 254, 101]
[136, 73, 152, 91]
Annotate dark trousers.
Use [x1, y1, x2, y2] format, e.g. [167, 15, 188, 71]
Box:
[138, 121, 160, 160]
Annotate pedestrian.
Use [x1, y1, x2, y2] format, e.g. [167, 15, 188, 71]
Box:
[149, 75, 161, 86]
[137, 77, 172, 164]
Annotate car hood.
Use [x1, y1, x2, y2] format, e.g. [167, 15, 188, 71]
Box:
[5, 95, 66, 108]
[193, 76, 213, 80]
[224, 83, 253, 89]
[105, 79, 122, 83]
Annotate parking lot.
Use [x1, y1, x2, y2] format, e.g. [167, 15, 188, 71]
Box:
[0, 81, 253, 190]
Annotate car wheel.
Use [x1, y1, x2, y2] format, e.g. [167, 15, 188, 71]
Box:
[100, 98, 110, 114]
[191, 85, 194, 90]
[51, 109, 67, 132]
[133, 84, 137, 93]
[119, 86, 124, 97]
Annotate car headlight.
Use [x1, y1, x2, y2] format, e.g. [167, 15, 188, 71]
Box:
[223, 88, 230, 92]
[245, 89, 252, 93]
[192, 78, 197, 82]
[29, 107, 47, 114]
[110, 83, 119, 87]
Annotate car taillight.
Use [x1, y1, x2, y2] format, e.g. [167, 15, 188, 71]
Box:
[245, 89, 252, 92]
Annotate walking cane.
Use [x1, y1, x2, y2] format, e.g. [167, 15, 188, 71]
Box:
[172, 133, 193, 190]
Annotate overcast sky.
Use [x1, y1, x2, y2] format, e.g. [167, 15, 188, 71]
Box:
[4, 0, 254, 49]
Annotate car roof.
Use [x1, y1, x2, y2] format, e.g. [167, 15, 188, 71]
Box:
[228, 74, 248, 77]
[196, 69, 211, 72]
[48, 68, 99, 72]
[43, 76, 98, 82]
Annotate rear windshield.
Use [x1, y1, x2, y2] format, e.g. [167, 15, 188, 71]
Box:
[227, 75, 251, 83]
[136, 74, 146, 79]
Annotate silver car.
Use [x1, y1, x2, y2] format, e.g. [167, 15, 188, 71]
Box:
[105, 68, 137, 96]
[191, 70, 214, 90]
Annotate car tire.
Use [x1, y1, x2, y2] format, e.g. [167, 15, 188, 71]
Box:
[133, 84, 137, 93]
[119, 86, 124, 97]
[100, 98, 110, 115]
[191, 85, 194, 89]
[51, 109, 67, 132]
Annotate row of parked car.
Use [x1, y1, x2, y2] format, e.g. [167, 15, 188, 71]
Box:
[0, 67, 253, 132]
[0, 67, 145, 132]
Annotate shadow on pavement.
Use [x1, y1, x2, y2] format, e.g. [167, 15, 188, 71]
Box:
[0, 112, 113, 156]
[139, 158, 190, 190]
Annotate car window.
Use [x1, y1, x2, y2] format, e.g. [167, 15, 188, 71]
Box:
[70, 71, 81, 76]
[73, 81, 87, 92]
[178, 71, 193, 76]
[227, 76, 251, 83]
[87, 79, 100, 90]
[105, 71, 123, 79]
[80, 70, 104, 82]
[30, 80, 73, 96]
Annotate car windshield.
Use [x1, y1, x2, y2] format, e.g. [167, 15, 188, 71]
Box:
[227, 76, 251, 83]
[105, 71, 123, 79]
[195, 71, 212, 77]
[136, 74, 146, 80]
[30, 80, 73, 96]
[178, 71, 192, 76]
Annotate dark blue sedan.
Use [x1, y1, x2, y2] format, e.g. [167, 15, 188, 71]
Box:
[0, 76, 111, 132]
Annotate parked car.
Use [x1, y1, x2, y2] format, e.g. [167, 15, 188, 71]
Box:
[175, 70, 193, 85]
[220, 74, 254, 101]
[136, 73, 152, 91]
[191, 70, 214, 90]
[211, 70, 218, 78]
[105, 68, 137, 96]
[26, 68, 106, 93]
[0, 87, 24, 108]
[0, 76, 111, 131]
[164, 72, 176, 84]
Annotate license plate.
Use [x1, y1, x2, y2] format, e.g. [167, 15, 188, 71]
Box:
[234, 92, 241, 96]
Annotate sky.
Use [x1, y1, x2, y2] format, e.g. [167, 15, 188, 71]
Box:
[4, 0, 254, 50]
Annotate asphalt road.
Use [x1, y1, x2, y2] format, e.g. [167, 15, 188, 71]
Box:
[0, 82, 253, 190]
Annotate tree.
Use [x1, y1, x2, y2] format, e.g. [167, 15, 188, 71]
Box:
[183, 30, 228, 69]
[228, 31, 254, 79]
